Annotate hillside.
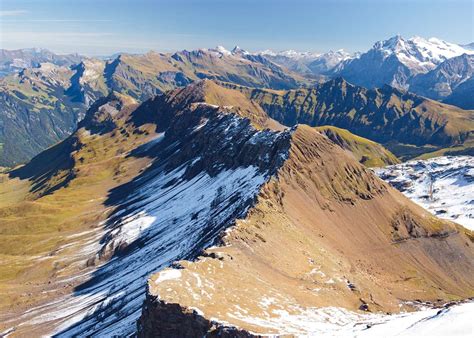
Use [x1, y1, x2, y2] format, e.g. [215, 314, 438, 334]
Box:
[0, 64, 85, 166]
[0, 81, 472, 336]
[105, 49, 308, 100]
[222, 78, 474, 159]
[376, 156, 474, 230]
[314, 126, 399, 167]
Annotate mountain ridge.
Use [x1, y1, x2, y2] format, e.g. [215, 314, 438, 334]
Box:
[139, 121, 474, 336]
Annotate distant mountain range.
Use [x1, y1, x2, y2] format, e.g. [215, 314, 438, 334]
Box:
[1, 35, 473, 166]
[254, 36, 474, 108]
[205, 37, 474, 109]
[256, 48, 354, 75]
[0, 48, 83, 77]
[339, 36, 474, 89]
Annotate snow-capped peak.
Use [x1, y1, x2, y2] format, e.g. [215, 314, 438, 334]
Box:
[213, 45, 232, 56]
[373, 35, 474, 72]
[231, 45, 249, 55]
[375, 34, 404, 50]
[322, 49, 353, 60]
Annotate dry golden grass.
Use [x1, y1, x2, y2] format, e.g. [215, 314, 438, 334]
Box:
[0, 96, 156, 321]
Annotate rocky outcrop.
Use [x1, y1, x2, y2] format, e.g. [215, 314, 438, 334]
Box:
[138, 294, 256, 338]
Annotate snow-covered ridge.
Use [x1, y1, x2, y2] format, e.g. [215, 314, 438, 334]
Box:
[7, 109, 292, 336]
[375, 156, 474, 230]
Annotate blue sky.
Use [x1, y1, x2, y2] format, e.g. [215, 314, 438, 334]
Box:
[1, 0, 473, 55]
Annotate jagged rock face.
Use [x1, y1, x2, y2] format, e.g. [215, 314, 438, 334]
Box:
[138, 298, 253, 338]
[66, 59, 108, 106]
[78, 92, 138, 135]
[142, 125, 474, 336]
[409, 54, 474, 100]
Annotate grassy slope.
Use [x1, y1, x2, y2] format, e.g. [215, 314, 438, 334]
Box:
[315, 126, 400, 167]
[415, 137, 474, 160]
[147, 125, 474, 335]
[107, 51, 308, 100]
[0, 80, 472, 334]
[0, 97, 155, 316]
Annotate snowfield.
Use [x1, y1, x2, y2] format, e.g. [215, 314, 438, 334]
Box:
[376, 156, 474, 230]
[229, 299, 474, 337]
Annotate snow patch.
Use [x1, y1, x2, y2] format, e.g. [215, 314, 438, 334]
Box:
[155, 269, 182, 284]
[376, 156, 474, 230]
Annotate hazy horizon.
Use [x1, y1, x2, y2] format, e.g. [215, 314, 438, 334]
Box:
[1, 0, 473, 56]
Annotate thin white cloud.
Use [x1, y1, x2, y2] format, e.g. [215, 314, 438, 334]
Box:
[0, 10, 28, 17]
